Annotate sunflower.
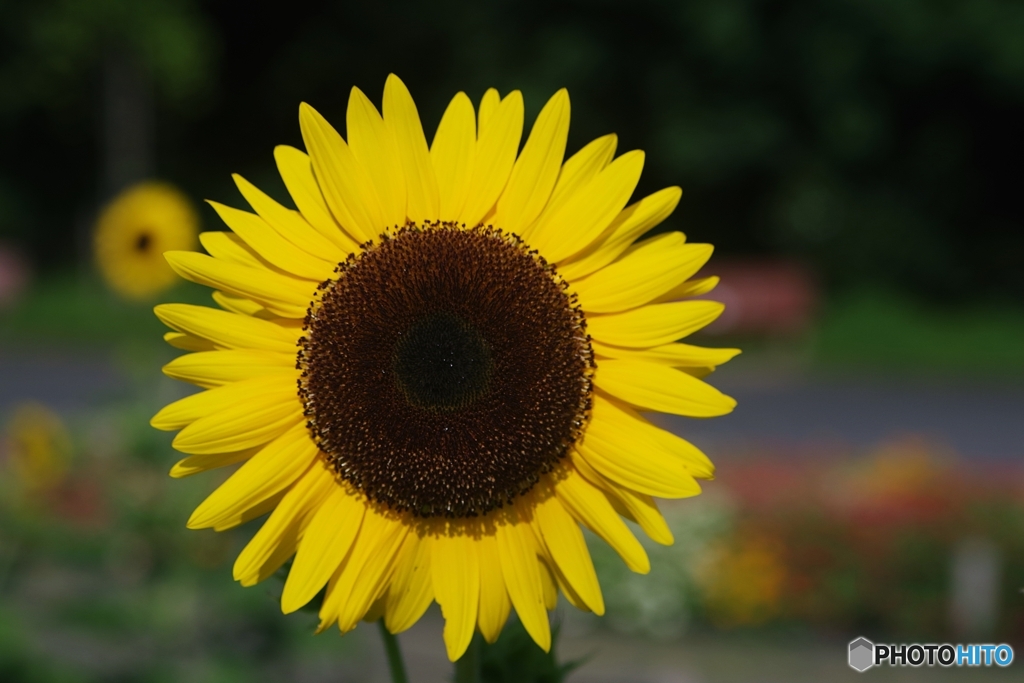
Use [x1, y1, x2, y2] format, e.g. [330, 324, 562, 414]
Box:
[4, 402, 71, 494]
[152, 75, 738, 661]
[95, 181, 199, 300]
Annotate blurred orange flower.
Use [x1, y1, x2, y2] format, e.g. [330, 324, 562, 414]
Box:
[698, 531, 787, 628]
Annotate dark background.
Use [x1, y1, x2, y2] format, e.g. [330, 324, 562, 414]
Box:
[2, 0, 1022, 301]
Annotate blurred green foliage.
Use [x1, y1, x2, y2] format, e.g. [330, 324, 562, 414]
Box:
[815, 287, 1024, 376]
[0, 0, 215, 113]
[0, 275, 208, 348]
[481, 621, 581, 683]
[0, 0, 1021, 303]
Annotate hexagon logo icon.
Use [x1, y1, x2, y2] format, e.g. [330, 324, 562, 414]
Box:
[849, 637, 875, 672]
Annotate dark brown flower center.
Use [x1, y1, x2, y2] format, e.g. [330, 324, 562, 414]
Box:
[135, 232, 152, 252]
[393, 311, 493, 410]
[298, 222, 593, 518]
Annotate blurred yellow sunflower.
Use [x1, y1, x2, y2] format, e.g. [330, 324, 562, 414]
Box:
[94, 181, 199, 300]
[3, 402, 71, 493]
[152, 74, 738, 660]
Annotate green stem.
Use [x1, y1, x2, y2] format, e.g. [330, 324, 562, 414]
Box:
[453, 633, 482, 683]
[378, 621, 409, 683]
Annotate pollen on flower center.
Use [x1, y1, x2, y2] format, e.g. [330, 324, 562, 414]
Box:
[298, 221, 594, 518]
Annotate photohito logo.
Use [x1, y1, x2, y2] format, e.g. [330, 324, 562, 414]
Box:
[849, 638, 874, 672]
[848, 637, 1014, 671]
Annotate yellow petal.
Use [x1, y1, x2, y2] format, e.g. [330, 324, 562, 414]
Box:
[654, 275, 720, 303]
[164, 331, 216, 352]
[347, 87, 407, 229]
[211, 290, 267, 317]
[460, 91, 523, 227]
[478, 88, 501, 133]
[681, 366, 715, 379]
[476, 533, 511, 644]
[494, 89, 570, 234]
[534, 494, 604, 614]
[322, 509, 408, 633]
[595, 359, 736, 417]
[530, 150, 644, 263]
[282, 486, 366, 613]
[555, 467, 649, 574]
[211, 489, 286, 532]
[538, 556, 558, 611]
[186, 423, 318, 529]
[383, 74, 439, 225]
[548, 555, 591, 612]
[643, 419, 716, 480]
[172, 392, 303, 455]
[233, 460, 337, 586]
[432, 530, 480, 661]
[299, 102, 382, 243]
[313, 509, 405, 634]
[162, 349, 295, 389]
[611, 489, 674, 546]
[496, 511, 551, 652]
[540, 134, 617, 221]
[592, 340, 740, 368]
[199, 231, 266, 269]
[315, 573, 348, 634]
[384, 532, 434, 634]
[169, 447, 258, 478]
[274, 145, 361, 253]
[152, 374, 297, 431]
[574, 236, 713, 313]
[208, 201, 332, 281]
[572, 456, 674, 545]
[585, 300, 725, 348]
[558, 186, 682, 281]
[363, 596, 387, 624]
[154, 303, 299, 354]
[521, 510, 567, 614]
[233, 174, 346, 263]
[431, 92, 476, 222]
[165, 251, 311, 318]
[577, 394, 701, 498]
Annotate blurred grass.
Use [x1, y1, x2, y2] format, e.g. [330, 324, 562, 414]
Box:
[815, 288, 1024, 377]
[0, 274, 210, 349]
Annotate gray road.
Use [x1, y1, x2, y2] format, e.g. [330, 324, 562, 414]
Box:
[2, 348, 1023, 459]
[0, 348, 133, 415]
[655, 368, 1024, 460]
